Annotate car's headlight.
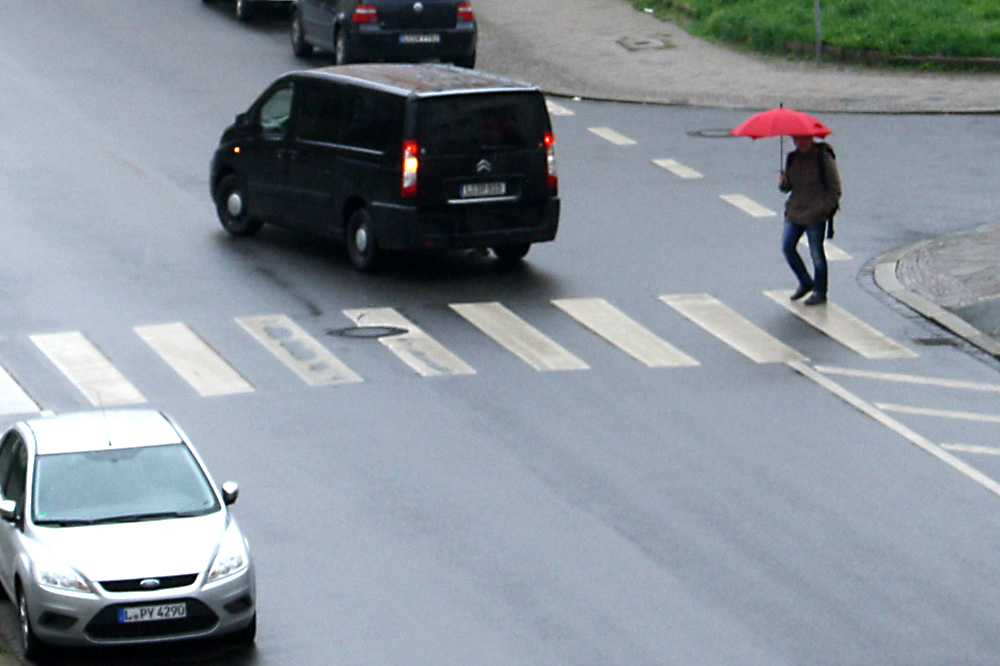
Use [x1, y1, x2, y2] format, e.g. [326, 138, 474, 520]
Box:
[31, 548, 91, 594]
[206, 522, 249, 584]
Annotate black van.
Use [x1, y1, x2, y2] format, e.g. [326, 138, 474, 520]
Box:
[209, 64, 559, 270]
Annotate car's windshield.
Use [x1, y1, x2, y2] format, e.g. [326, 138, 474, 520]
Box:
[32, 443, 220, 526]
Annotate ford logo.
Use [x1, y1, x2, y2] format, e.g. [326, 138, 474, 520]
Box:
[139, 578, 161, 590]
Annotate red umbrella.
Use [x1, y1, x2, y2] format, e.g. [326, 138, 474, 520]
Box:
[730, 107, 832, 139]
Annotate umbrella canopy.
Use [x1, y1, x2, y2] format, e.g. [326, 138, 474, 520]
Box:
[731, 107, 832, 139]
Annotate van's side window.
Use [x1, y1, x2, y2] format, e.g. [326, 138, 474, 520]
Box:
[258, 85, 294, 136]
[339, 89, 400, 153]
[296, 83, 342, 144]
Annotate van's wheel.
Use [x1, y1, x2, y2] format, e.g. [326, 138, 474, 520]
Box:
[291, 11, 313, 57]
[18, 587, 47, 662]
[235, 0, 254, 21]
[334, 28, 353, 65]
[215, 174, 263, 237]
[346, 208, 379, 271]
[493, 243, 530, 262]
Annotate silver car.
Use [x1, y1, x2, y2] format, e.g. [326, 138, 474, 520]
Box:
[0, 409, 256, 660]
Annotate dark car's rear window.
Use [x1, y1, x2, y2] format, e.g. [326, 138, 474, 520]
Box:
[416, 92, 548, 154]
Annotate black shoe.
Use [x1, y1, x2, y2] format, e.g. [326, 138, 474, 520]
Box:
[790, 284, 813, 301]
[804, 292, 827, 306]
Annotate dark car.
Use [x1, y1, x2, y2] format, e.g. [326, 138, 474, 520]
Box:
[209, 64, 559, 271]
[290, 0, 477, 68]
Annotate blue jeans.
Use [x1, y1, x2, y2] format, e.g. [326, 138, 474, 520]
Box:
[781, 218, 827, 295]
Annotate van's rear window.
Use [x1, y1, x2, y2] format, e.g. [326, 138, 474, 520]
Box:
[416, 93, 547, 153]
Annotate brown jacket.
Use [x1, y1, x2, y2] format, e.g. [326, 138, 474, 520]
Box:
[780, 144, 842, 226]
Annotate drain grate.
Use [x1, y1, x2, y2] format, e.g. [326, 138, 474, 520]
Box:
[328, 326, 407, 339]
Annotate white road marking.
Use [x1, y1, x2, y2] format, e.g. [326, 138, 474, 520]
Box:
[31, 331, 146, 406]
[815, 365, 1000, 392]
[237, 315, 362, 386]
[652, 158, 703, 179]
[450, 302, 588, 371]
[587, 127, 637, 146]
[659, 293, 805, 363]
[720, 194, 776, 217]
[799, 237, 851, 260]
[876, 403, 1000, 424]
[0, 364, 39, 415]
[545, 100, 574, 116]
[788, 360, 1000, 499]
[342, 308, 475, 377]
[134, 323, 254, 397]
[941, 444, 1000, 457]
[765, 290, 917, 360]
[552, 298, 698, 368]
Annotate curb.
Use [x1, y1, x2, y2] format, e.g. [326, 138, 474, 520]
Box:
[874, 244, 1000, 360]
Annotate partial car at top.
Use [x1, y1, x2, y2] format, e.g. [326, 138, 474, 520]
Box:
[291, 0, 477, 68]
[0, 409, 255, 661]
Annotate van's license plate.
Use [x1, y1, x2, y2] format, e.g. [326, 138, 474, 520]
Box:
[118, 602, 187, 623]
[400, 33, 441, 44]
[460, 182, 506, 198]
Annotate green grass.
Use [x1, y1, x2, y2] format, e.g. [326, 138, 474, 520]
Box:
[633, 0, 1000, 67]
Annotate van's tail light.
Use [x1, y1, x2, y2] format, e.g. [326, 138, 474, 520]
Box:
[543, 132, 557, 190]
[402, 140, 419, 197]
[457, 2, 475, 22]
[352, 4, 379, 23]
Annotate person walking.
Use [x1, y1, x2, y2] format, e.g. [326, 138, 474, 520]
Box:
[779, 135, 842, 306]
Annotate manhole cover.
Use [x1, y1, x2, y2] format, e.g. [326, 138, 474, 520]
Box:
[687, 128, 739, 138]
[328, 326, 407, 339]
[616, 35, 668, 51]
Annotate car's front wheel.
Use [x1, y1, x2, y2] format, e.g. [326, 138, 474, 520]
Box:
[346, 208, 379, 271]
[215, 174, 263, 237]
[229, 613, 257, 646]
[291, 10, 313, 57]
[18, 587, 48, 662]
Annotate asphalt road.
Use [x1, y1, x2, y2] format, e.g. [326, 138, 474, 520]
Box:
[3, 2, 1000, 665]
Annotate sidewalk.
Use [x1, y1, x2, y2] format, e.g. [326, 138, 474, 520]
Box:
[475, 0, 1000, 360]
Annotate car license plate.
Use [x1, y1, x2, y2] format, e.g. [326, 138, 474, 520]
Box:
[460, 182, 506, 198]
[118, 602, 187, 623]
[400, 33, 441, 44]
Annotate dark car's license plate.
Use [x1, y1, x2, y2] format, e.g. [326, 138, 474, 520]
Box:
[400, 33, 441, 44]
[460, 182, 506, 198]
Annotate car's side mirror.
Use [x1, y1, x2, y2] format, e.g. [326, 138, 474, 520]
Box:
[221, 481, 240, 506]
[0, 499, 17, 523]
[235, 112, 254, 131]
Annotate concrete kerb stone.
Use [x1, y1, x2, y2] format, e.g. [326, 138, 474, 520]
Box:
[875, 241, 1000, 360]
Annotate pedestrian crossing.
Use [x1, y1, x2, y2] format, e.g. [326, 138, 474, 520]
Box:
[0, 292, 915, 416]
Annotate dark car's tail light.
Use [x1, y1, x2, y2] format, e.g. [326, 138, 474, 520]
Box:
[457, 2, 474, 22]
[544, 132, 557, 190]
[352, 4, 379, 23]
[402, 140, 419, 197]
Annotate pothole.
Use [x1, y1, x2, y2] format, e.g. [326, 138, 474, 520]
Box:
[617, 35, 671, 51]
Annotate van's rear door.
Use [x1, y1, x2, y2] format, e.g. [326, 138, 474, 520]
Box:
[413, 91, 552, 211]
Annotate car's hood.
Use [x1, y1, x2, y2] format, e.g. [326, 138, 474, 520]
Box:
[32, 512, 228, 582]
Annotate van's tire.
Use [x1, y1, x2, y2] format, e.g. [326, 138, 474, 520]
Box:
[235, 0, 254, 21]
[291, 11, 313, 57]
[334, 28, 354, 65]
[493, 243, 530, 262]
[346, 208, 379, 271]
[215, 175, 263, 237]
